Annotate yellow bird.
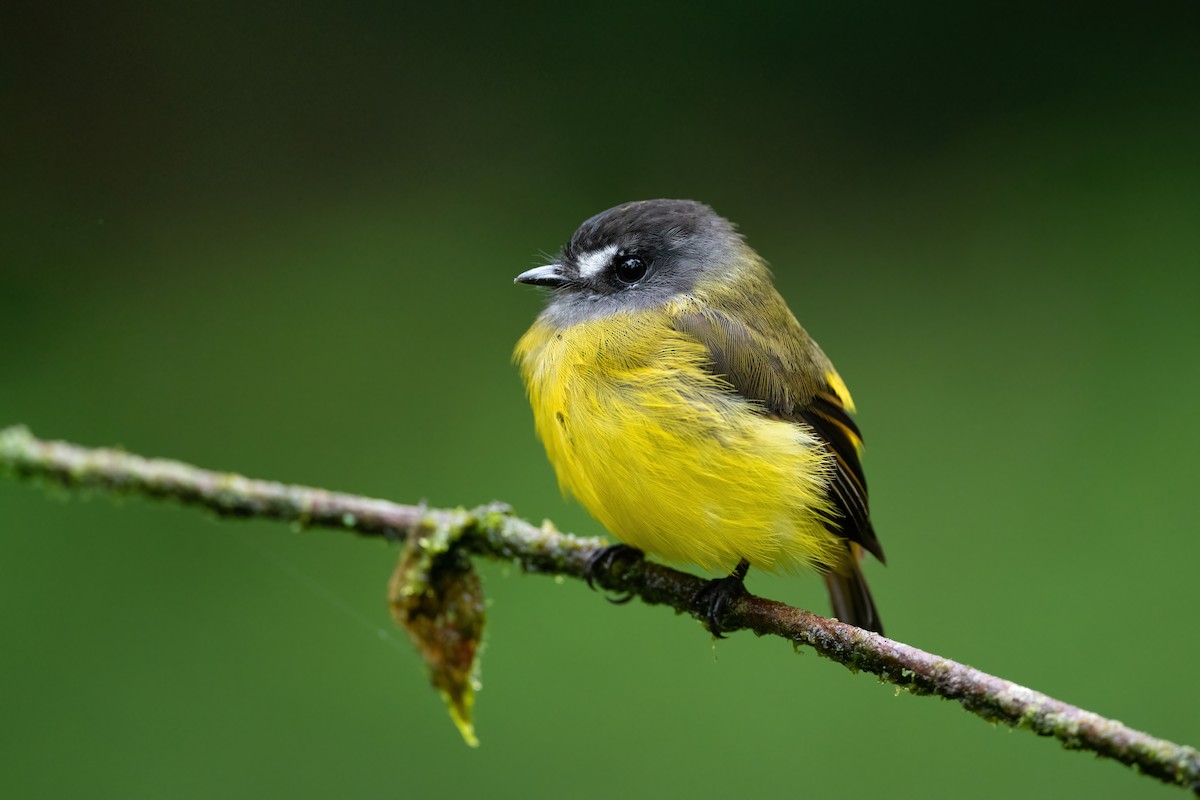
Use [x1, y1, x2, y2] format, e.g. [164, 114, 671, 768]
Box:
[514, 199, 885, 634]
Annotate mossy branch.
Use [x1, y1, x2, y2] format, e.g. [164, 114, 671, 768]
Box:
[2, 425, 1197, 794]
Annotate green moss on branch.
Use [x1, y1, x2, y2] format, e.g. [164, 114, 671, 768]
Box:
[2, 425, 1197, 794]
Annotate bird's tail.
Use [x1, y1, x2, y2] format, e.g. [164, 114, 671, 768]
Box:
[823, 558, 884, 634]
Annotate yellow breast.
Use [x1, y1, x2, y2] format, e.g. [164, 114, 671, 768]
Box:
[514, 302, 843, 574]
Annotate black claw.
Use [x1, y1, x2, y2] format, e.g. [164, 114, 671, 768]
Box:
[694, 559, 751, 638]
[584, 544, 644, 602]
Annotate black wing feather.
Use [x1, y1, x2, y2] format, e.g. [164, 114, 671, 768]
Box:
[798, 390, 885, 563]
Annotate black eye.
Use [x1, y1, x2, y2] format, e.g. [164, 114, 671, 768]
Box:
[613, 255, 648, 284]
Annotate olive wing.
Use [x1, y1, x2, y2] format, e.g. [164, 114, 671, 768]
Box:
[673, 308, 885, 563]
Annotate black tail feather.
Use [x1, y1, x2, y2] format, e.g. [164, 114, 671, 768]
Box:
[823, 561, 884, 634]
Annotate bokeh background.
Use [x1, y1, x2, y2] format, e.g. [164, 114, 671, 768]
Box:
[3, 3, 1198, 798]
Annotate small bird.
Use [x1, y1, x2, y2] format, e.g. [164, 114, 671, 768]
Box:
[514, 199, 885, 634]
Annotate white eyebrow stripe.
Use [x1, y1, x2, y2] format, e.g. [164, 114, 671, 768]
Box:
[576, 244, 618, 279]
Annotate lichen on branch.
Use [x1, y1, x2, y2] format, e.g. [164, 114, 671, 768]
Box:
[1, 425, 1197, 795]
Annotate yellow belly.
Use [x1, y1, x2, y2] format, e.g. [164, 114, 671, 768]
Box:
[515, 308, 843, 574]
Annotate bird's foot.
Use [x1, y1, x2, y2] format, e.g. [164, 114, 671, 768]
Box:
[694, 559, 750, 638]
[584, 544, 644, 604]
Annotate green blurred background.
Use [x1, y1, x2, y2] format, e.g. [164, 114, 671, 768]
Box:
[3, 3, 1198, 798]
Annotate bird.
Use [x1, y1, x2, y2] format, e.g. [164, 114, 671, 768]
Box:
[513, 199, 885, 634]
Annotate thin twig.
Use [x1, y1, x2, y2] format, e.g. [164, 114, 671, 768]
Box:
[2, 425, 1197, 794]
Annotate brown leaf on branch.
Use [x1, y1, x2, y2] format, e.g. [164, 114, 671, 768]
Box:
[389, 538, 486, 747]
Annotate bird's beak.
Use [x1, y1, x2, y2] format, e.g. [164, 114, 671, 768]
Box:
[514, 264, 570, 287]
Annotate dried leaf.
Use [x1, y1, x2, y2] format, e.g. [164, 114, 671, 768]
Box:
[389, 544, 485, 746]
